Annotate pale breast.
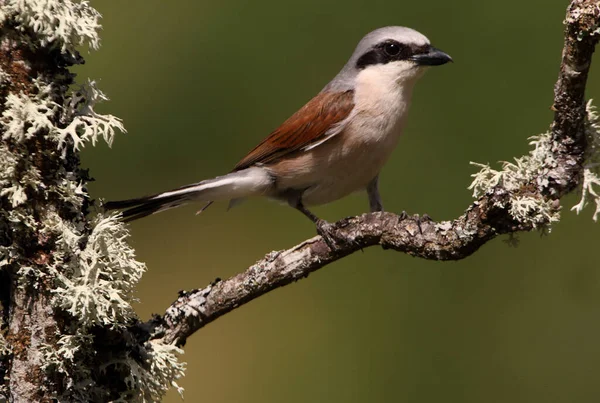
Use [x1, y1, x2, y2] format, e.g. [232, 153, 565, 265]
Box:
[269, 65, 418, 206]
[269, 116, 405, 205]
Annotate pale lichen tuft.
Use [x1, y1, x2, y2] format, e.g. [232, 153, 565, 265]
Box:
[0, 0, 102, 53]
[103, 341, 186, 402]
[509, 196, 560, 230]
[469, 128, 560, 230]
[137, 341, 186, 400]
[571, 100, 600, 220]
[56, 79, 126, 153]
[2, 79, 125, 157]
[468, 131, 557, 199]
[50, 213, 146, 326]
[1, 83, 58, 143]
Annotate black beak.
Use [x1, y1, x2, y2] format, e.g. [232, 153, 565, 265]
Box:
[410, 46, 452, 66]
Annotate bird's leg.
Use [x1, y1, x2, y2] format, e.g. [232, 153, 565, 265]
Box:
[288, 194, 339, 248]
[366, 175, 384, 212]
[368, 176, 411, 221]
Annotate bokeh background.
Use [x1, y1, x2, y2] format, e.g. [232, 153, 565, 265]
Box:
[78, 1, 600, 402]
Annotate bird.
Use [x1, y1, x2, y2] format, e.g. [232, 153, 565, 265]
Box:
[104, 26, 452, 244]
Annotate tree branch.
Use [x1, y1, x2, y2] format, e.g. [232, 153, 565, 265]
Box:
[150, 0, 600, 348]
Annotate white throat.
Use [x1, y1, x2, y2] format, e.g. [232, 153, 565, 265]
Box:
[352, 63, 422, 140]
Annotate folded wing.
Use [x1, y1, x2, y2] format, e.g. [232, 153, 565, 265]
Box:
[234, 90, 355, 171]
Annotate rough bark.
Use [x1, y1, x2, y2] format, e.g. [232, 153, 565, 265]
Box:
[0, 33, 81, 401]
[7, 290, 58, 402]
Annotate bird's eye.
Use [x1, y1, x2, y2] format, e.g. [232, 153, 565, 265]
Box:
[383, 42, 401, 56]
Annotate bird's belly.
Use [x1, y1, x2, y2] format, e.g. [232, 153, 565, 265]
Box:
[301, 148, 388, 205]
[268, 125, 402, 206]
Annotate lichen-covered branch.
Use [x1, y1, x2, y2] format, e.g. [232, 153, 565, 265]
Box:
[152, 0, 600, 348]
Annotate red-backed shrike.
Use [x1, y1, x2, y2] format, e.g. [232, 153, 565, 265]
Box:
[105, 26, 452, 242]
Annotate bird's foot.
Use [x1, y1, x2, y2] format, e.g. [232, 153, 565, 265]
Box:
[315, 219, 340, 249]
[415, 213, 434, 235]
[419, 213, 433, 223]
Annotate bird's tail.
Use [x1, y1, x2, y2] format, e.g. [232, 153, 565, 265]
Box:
[104, 168, 272, 222]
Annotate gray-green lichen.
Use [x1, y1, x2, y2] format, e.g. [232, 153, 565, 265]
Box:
[0, 0, 185, 400]
[0, 0, 101, 53]
[468, 130, 561, 230]
[571, 101, 600, 220]
[119, 341, 185, 401]
[469, 101, 600, 229]
[49, 213, 145, 325]
[2, 79, 125, 157]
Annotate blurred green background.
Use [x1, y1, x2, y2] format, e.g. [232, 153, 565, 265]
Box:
[78, 1, 600, 402]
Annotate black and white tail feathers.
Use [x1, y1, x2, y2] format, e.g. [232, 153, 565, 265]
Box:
[103, 191, 203, 222]
[104, 168, 273, 222]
